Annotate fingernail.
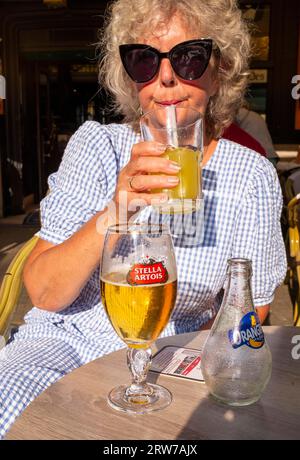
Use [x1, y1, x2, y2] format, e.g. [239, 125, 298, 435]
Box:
[156, 143, 167, 153]
[167, 176, 179, 184]
[168, 161, 181, 171]
[159, 194, 168, 203]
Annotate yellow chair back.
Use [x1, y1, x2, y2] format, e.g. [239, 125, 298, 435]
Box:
[287, 194, 300, 326]
[0, 236, 38, 339]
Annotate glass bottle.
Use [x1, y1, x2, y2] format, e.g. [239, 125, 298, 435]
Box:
[200, 258, 272, 406]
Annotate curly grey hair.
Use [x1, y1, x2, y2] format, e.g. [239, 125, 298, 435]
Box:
[98, 0, 251, 138]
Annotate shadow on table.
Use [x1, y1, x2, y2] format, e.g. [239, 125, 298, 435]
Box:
[174, 326, 300, 440]
[176, 395, 271, 440]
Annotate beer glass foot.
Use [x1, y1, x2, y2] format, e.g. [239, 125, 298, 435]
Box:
[107, 383, 172, 414]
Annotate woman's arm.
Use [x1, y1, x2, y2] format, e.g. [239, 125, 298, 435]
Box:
[23, 207, 109, 312]
[231, 155, 286, 326]
[24, 140, 180, 312]
[256, 305, 270, 324]
[199, 305, 270, 331]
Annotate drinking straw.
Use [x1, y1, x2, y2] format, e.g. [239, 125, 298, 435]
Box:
[166, 105, 179, 147]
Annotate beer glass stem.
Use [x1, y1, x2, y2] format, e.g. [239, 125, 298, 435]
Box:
[125, 347, 153, 399]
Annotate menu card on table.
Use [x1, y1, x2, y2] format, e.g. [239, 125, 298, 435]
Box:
[151, 346, 204, 381]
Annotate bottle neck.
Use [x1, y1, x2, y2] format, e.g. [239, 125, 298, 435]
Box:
[224, 260, 254, 311]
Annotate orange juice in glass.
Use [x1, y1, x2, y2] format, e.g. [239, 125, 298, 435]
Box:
[140, 106, 203, 214]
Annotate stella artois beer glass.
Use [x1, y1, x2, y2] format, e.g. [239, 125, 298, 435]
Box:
[101, 223, 177, 413]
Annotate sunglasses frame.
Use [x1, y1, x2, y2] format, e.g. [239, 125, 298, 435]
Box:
[119, 39, 217, 83]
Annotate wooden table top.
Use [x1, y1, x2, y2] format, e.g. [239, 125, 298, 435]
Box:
[6, 326, 300, 440]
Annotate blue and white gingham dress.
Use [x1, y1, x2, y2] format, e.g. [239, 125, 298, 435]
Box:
[0, 121, 286, 438]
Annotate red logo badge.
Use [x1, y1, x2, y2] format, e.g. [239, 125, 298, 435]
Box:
[127, 257, 169, 286]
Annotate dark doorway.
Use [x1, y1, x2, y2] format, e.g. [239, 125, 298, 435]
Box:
[1, 5, 110, 216]
[20, 55, 106, 202]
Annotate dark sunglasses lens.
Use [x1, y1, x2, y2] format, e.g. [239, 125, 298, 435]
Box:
[123, 48, 159, 82]
[172, 44, 211, 80]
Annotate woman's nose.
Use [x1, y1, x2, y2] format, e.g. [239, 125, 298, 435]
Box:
[159, 58, 176, 86]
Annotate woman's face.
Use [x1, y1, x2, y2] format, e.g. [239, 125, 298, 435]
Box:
[136, 14, 219, 118]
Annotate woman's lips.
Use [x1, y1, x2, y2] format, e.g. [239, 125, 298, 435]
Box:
[156, 100, 186, 106]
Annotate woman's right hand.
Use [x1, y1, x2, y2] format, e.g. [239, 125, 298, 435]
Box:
[113, 141, 181, 219]
[25, 142, 182, 312]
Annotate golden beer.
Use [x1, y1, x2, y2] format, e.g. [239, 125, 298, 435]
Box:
[101, 274, 177, 349]
[158, 146, 201, 200]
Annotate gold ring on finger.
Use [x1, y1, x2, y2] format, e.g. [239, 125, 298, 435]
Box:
[128, 176, 136, 191]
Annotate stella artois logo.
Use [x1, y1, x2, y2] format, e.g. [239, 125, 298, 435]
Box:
[127, 257, 169, 286]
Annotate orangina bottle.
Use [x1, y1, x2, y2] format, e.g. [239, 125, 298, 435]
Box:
[201, 258, 272, 406]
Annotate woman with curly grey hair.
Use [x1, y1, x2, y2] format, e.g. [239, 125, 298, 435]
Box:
[0, 0, 286, 438]
[99, 0, 250, 138]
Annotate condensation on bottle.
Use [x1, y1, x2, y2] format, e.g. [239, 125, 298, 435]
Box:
[200, 258, 272, 406]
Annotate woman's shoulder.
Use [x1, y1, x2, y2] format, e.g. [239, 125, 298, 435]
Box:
[69, 121, 139, 165]
[72, 120, 139, 144]
[218, 138, 276, 177]
[217, 138, 280, 200]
